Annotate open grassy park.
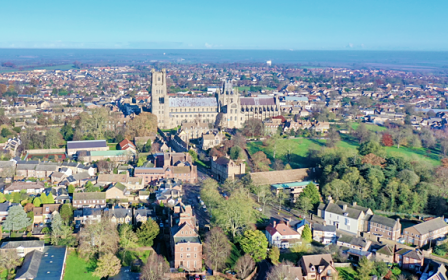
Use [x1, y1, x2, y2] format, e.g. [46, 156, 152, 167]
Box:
[247, 134, 441, 169]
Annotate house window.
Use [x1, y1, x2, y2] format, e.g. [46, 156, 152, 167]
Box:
[180, 254, 183, 258]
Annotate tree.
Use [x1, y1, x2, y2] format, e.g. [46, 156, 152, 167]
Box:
[296, 196, 313, 213]
[78, 219, 119, 260]
[301, 225, 312, 242]
[60, 204, 74, 225]
[67, 185, 75, 194]
[60, 124, 74, 141]
[136, 220, 159, 246]
[326, 128, 340, 148]
[93, 253, 121, 278]
[50, 212, 64, 245]
[240, 230, 268, 261]
[374, 261, 389, 278]
[215, 190, 256, 239]
[125, 112, 157, 139]
[230, 146, 244, 160]
[3, 205, 31, 233]
[137, 156, 146, 167]
[140, 253, 169, 280]
[1, 128, 11, 138]
[242, 118, 265, 138]
[119, 224, 139, 262]
[40, 193, 48, 204]
[47, 193, 55, 204]
[0, 249, 21, 277]
[355, 123, 370, 144]
[251, 151, 271, 172]
[0, 193, 5, 203]
[290, 240, 310, 254]
[44, 128, 62, 149]
[235, 254, 256, 279]
[204, 227, 231, 272]
[381, 133, 394, 147]
[266, 261, 298, 280]
[358, 140, 385, 157]
[299, 183, 320, 206]
[32, 197, 42, 207]
[222, 179, 242, 193]
[322, 179, 351, 201]
[357, 257, 374, 280]
[268, 247, 280, 265]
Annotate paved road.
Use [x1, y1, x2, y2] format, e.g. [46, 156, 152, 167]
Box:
[255, 260, 271, 280]
[183, 180, 210, 228]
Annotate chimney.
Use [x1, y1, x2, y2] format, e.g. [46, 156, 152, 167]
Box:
[327, 195, 334, 203]
[273, 221, 277, 227]
[353, 201, 357, 207]
[342, 204, 348, 211]
[396, 218, 400, 223]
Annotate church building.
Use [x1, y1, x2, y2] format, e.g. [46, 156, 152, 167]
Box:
[150, 69, 281, 129]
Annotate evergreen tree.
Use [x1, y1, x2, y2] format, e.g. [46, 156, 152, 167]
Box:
[301, 225, 312, 242]
[240, 230, 268, 262]
[32, 197, 42, 207]
[3, 205, 31, 233]
[40, 193, 48, 204]
[47, 193, 55, 204]
[268, 247, 280, 265]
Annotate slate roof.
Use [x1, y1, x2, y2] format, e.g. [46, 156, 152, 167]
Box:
[313, 224, 337, 232]
[67, 140, 107, 149]
[73, 192, 106, 201]
[5, 181, 45, 192]
[0, 240, 44, 249]
[410, 217, 448, 235]
[15, 250, 43, 279]
[169, 97, 217, 107]
[324, 201, 370, 219]
[240, 97, 276, 106]
[35, 246, 67, 280]
[369, 215, 399, 228]
[172, 166, 191, 174]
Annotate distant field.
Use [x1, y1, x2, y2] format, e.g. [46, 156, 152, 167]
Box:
[236, 86, 276, 92]
[350, 122, 387, 132]
[247, 136, 440, 169]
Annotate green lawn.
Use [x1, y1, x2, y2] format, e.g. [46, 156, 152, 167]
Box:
[247, 136, 440, 169]
[337, 267, 358, 280]
[350, 122, 387, 132]
[107, 143, 118, 150]
[121, 250, 152, 266]
[63, 251, 99, 280]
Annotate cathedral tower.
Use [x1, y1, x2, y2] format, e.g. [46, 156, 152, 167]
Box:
[150, 69, 170, 129]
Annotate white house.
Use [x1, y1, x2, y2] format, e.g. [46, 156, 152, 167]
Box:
[265, 220, 302, 249]
[318, 199, 372, 235]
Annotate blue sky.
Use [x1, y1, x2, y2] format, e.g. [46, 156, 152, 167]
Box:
[1, 0, 447, 50]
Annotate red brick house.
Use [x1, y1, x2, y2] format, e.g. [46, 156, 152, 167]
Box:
[170, 204, 202, 272]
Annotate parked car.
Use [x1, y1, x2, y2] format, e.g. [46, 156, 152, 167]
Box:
[194, 274, 201, 280]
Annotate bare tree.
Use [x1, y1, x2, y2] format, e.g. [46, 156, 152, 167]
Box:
[77, 218, 119, 260]
[0, 249, 21, 275]
[235, 254, 255, 279]
[266, 261, 300, 280]
[140, 253, 169, 280]
[204, 227, 232, 272]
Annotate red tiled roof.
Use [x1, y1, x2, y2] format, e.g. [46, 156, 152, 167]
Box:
[119, 139, 136, 150]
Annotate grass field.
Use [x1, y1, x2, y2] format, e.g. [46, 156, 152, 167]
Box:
[247, 136, 440, 169]
[64, 251, 99, 280]
[337, 267, 358, 280]
[350, 122, 387, 132]
[107, 143, 118, 150]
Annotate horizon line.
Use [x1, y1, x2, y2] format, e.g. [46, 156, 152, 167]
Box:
[0, 48, 448, 52]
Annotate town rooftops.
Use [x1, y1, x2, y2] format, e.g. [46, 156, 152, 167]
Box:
[313, 224, 336, 232]
[67, 140, 107, 149]
[1, 240, 45, 249]
[368, 215, 399, 228]
[323, 201, 370, 219]
[134, 167, 165, 174]
[409, 217, 448, 235]
[4, 181, 45, 192]
[73, 192, 106, 200]
[169, 97, 217, 107]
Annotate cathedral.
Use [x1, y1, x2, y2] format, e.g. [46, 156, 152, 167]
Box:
[150, 69, 281, 129]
